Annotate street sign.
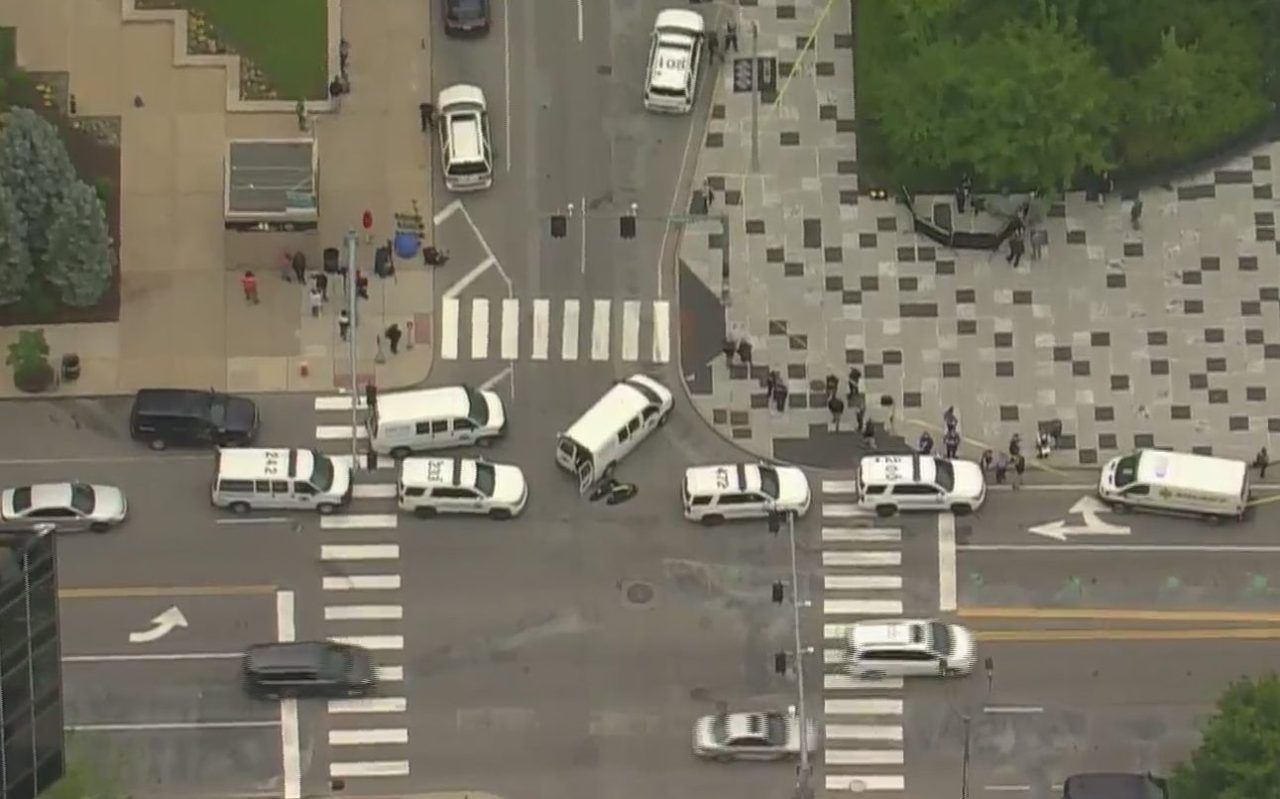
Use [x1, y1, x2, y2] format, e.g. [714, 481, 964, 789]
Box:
[733, 58, 754, 93]
[756, 57, 778, 94]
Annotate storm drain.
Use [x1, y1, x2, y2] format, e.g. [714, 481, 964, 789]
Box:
[622, 580, 655, 607]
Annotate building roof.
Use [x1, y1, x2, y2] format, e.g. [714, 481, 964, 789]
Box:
[225, 139, 317, 221]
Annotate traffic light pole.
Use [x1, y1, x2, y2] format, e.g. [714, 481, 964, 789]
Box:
[343, 229, 359, 468]
[750, 19, 760, 173]
[786, 510, 813, 799]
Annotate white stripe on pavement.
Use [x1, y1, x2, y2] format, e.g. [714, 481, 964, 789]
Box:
[328, 728, 408, 746]
[823, 504, 874, 518]
[320, 545, 399, 561]
[374, 665, 403, 682]
[823, 674, 903, 690]
[441, 298, 459, 360]
[531, 299, 550, 360]
[823, 552, 901, 567]
[324, 605, 403, 621]
[651, 300, 670, 363]
[329, 635, 403, 651]
[822, 528, 901, 544]
[470, 298, 490, 359]
[560, 299, 580, 360]
[320, 514, 398, 530]
[826, 775, 905, 792]
[331, 454, 396, 471]
[501, 298, 519, 359]
[316, 425, 368, 440]
[323, 575, 401, 590]
[824, 575, 903, 591]
[825, 699, 903, 716]
[351, 484, 396, 499]
[621, 300, 640, 361]
[314, 396, 367, 412]
[591, 299, 610, 361]
[824, 599, 904, 616]
[328, 761, 410, 778]
[825, 724, 903, 742]
[328, 697, 406, 714]
[822, 480, 859, 494]
[823, 749, 904, 766]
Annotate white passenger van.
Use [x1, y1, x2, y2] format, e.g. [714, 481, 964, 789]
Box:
[438, 84, 493, 191]
[643, 9, 705, 113]
[367, 385, 506, 458]
[1098, 449, 1249, 520]
[555, 374, 673, 491]
[211, 448, 352, 514]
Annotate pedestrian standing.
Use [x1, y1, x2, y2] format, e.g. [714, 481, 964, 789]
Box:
[356, 272, 370, 301]
[828, 396, 845, 430]
[847, 366, 861, 403]
[724, 21, 738, 52]
[853, 395, 866, 432]
[1130, 197, 1143, 231]
[291, 251, 307, 284]
[338, 308, 351, 341]
[1255, 447, 1270, 478]
[309, 283, 323, 317]
[943, 405, 958, 433]
[994, 453, 1009, 484]
[1098, 170, 1113, 206]
[722, 338, 736, 366]
[240, 270, 259, 304]
[954, 177, 969, 214]
[1007, 235, 1025, 267]
[1030, 228, 1047, 260]
[329, 77, 345, 99]
[385, 323, 402, 355]
[737, 339, 753, 368]
[339, 38, 350, 72]
[764, 370, 779, 399]
[980, 448, 994, 475]
[707, 30, 720, 62]
[419, 102, 434, 132]
[825, 373, 839, 399]
[1012, 453, 1026, 489]
[918, 431, 934, 455]
[943, 428, 961, 459]
[314, 271, 328, 302]
[295, 99, 307, 132]
[774, 381, 789, 413]
[882, 396, 896, 433]
[1009, 433, 1022, 459]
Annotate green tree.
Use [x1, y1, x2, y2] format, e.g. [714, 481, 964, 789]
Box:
[0, 180, 32, 304]
[43, 180, 114, 307]
[0, 107, 76, 269]
[1171, 673, 1280, 799]
[888, 0, 964, 49]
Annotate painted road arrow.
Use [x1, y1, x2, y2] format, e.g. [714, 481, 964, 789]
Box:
[128, 606, 188, 643]
[1029, 496, 1130, 541]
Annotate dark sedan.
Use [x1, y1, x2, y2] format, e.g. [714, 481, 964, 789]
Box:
[443, 0, 490, 36]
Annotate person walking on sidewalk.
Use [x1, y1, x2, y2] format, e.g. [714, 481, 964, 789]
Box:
[943, 405, 958, 433]
[313, 271, 328, 302]
[706, 30, 720, 62]
[1130, 196, 1143, 231]
[724, 21, 738, 52]
[308, 283, 323, 318]
[853, 395, 866, 432]
[773, 381, 789, 413]
[980, 448, 994, 475]
[1255, 447, 1270, 478]
[295, 100, 307, 132]
[419, 102, 435, 132]
[338, 308, 351, 341]
[1012, 453, 1026, 489]
[385, 323, 403, 355]
[943, 427, 961, 459]
[1006, 235, 1025, 267]
[356, 271, 370, 301]
[918, 431, 934, 455]
[1009, 433, 1022, 459]
[828, 396, 845, 430]
[291, 251, 307, 284]
[722, 338, 736, 366]
[737, 338, 753, 368]
[825, 373, 839, 399]
[847, 367, 861, 403]
[994, 452, 1009, 485]
[764, 370, 778, 401]
[240, 270, 259, 304]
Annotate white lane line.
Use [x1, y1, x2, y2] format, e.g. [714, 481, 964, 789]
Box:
[329, 635, 403, 651]
[320, 544, 399, 560]
[278, 589, 300, 799]
[320, 514, 398, 530]
[433, 199, 462, 225]
[329, 761, 410, 778]
[575, 0, 583, 41]
[823, 749, 904, 766]
[64, 652, 241, 663]
[470, 298, 490, 359]
[315, 396, 367, 412]
[823, 674, 903, 690]
[323, 574, 401, 590]
[825, 699, 903, 716]
[316, 425, 368, 440]
[324, 605, 403, 621]
[502, 0, 511, 172]
[560, 299, 580, 360]
[328, 697, 407, 714]
[375, 665, 403, 682]
[823, 552, 901, 567]
[331, 454, 397, 471]
[824, 575, 902, 591]
[651, 300, 670, 363]
[822, 480, 859, 493]
[531, 299, 550, 360]
[621, 300, 641, 361]
[579, 195, 587, 273]
[826, 775, 906, 792]
[328, 728, 409, 746]
[351, 484, 396, 499]
[822, 528, 900, 543]
[823, 599, 905, 616]
[591, 299, 611, 360]
[68, 721, 280, 732]
[985, 706, 1045, 714]
[443, 255, 497, 299]
[501, 298, 519, 359]
[959, 544, 1280, 553]
[825, 724, 903, 742]
[939, 512, 957, 612]
[215, 517, 291, 526]
[985, 786, 1032, 792]
[823, 504, 874, 518]
[440, 297, 460, 360]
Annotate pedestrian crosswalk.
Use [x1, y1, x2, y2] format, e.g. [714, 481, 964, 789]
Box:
[439, 297, 670, 363]
[819, 481, 906, 795]
[312, 395, 409, 782]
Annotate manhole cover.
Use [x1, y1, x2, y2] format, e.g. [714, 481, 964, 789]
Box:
[624, 581, 654, 605]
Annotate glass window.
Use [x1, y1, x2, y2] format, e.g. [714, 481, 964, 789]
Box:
[618, 427, 631, 443]
[759, 467, 780, 499]
[0, 595, 30, 672]
[403, 487, 425, 498]
[271, 481, 289, 493]
[717, 494, 759, 506]
[1113, 453, 1141, 489]
[929, 622, 952, 657]
[254, 481, 271, 493]
[1124, 484, 1150, 497]
[765, 714, 789, 745]
[455, 418, 475, 431]
[219, 479, 254, 493]
[69, 483, 95, 514]
[9, 486, 32, 513]
[309, 451, 335, 491]
[415, 421, 432, 435]
[894, 484, 940, 496]
[690, 496, 712, 507]
[465, 387, 490, 426]
[642, 406, 658, 421]
[27, 509, 71, 519]
[933, 459, 956, 491]
[431, 420, 449, 434]
[435, 487, 475, 499]
[863, 485, 886, 495]
[627, 418, 641, 434]
[474, 463, 496, 497]
[294, 482, 316, 495]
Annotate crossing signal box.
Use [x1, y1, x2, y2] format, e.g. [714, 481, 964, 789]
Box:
[551, 215, 567, 238]
[620, 215, 636, 239]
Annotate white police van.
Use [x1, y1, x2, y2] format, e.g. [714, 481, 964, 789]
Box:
[211, 448, 352, 514]
[643, 9, 705, 113]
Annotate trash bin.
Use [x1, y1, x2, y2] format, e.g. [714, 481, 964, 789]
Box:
[61, 353, 80, 382]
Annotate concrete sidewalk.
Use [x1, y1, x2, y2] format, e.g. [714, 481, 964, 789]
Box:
[0, 0, 435, 397]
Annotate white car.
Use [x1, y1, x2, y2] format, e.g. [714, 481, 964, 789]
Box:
[855, 454, 986, 516]
[682, 463, 811, 524]
[692, 709, 817, 761]
[643, 9, 705, 113]
[397, 457, 527, 520]
[0, 482, 128, 532]
[845, 618, 976, 679]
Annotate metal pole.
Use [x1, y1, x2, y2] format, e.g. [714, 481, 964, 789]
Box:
[786, 511, 811, 796]
[750, 20, 760, 173]
[343, 229, 359, 467]
[960, 714, 972, 799]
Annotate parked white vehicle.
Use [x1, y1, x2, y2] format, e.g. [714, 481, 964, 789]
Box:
[855, 454, 986, 516]
[367, 386, 506, 458]
[397, 457, 528, 520]
[682, 463, 811, 524]
[555, 374, 672, 492]
[438, 84, 494, 191]
[0, 482, 127, 532]
[845, 618, 976, 679]
[211, 448, 352, 514]
[1098, 449, 1249, 520]
[643, 9, 705, 113]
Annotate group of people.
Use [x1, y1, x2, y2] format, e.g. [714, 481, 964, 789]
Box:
[917, 406, 963, 460]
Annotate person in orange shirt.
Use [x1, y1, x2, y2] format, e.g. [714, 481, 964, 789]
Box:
[240, 270, 259, 304]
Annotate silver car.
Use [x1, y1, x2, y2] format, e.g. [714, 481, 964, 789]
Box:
[692, 709, 817, 762]
[0, 482, 128, 532]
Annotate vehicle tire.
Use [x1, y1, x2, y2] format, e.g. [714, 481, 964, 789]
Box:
[659, 410, 671, 425]
[317, 503, 337, 515]
[90, 522, 110, 534]
[149, 438, 166, 451]
[950, 503, 972, 516]
[701, 514, 725, 526]
[875, 505, 895, 518]
[230, 501, 251, 515]
[390, 447, 411, 460]
[489, 508, 512, 521]
[414, 506, 437, 519]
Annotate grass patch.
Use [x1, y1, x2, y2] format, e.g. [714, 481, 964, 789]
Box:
[184, 0, 328, 99]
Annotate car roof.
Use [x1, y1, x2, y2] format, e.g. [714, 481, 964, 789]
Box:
[859, 454, 935, 485]
[132, 388, 215, 416]
[217, 448, 314, 480]
[655, 8, 705, 34]
[1063, 773, 1164, 799]
[22, 483, 77, 509]
[726, 712, 768, 740]
[438, 83, 487, 111]
[848, 619, 926, 648]
[1133, 449, 1247, 495]
[244, 641, 335, 671]
[562, 375, 672, 453]
[374, 386, 475, 424]
[400, 457, 474, 488]
[685, 463, 762, 495]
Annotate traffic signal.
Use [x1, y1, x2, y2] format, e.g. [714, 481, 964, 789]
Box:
[774, 652, 788, 675]
[620, 214, 636, 239]
[771, 582, 785, 603]
[550, 215, 567, 238]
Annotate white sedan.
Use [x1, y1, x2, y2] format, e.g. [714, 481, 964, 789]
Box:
[0, 482, 128, 532]
[692, 709, 818, 761]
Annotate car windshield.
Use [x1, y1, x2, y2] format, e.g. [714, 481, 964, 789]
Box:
[448, 160, 490, 176]
[650, 86, 688, 98]
[764, 713, 789, 745]
[711, 714, 729, 743]
[207, 393, 226, 426]
[69, 483, 96, 514]
[758, 467, 780, 499]
[450, 0, 484, 17]
[933, 459, 956, 491]
[10, 487, 32, 513]
[929, 622, 952, 657]
[1113, 453, 1140, 488]
[309, 451, 335, 492]
[327, 647, 352, 678]
[474, 463, 496, 497]
[465, 387, 490, 425]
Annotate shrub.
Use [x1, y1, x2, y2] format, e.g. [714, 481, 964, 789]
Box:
[6, 328, 53, 392]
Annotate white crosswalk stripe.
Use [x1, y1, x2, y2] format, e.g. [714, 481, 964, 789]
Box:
[438, 297, 671, 363]
[819, 479, 907, 795]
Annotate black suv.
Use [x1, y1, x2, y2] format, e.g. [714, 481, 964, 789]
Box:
[443, 0, 490, 36]
[242, 641, 377, 699]
[1064, 773, 1169, 799]
[129, 388, 259, 450]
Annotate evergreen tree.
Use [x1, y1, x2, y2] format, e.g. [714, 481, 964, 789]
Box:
[0, 181, 32, 304]
[43, 180, 113, 307]
[0, 107, 76, 270]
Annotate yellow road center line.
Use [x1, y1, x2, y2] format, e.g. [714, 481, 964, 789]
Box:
[959, 606, 1280, 623]
[977, 627, 1280, 642]
[60, 584, 277, 599]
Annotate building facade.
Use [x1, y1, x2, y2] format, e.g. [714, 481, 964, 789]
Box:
[0, 531, 64, 799]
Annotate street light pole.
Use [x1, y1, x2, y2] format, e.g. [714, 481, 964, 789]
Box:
[343, 229, 359, 467]
[786, 510, 811, 798]
[750, 19, 760, 173]
[960, 713, 972, 799]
